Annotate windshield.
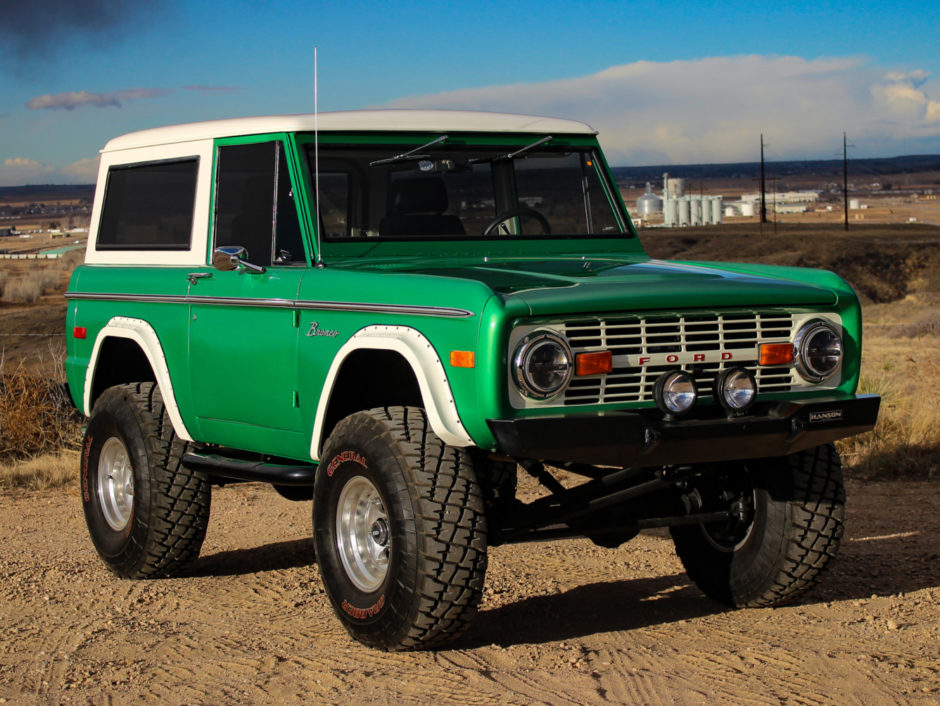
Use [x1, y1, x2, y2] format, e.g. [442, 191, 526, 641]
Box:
[305, 141, 627, 241]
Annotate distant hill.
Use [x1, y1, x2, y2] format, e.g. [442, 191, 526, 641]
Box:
[611, 154, 940, 185]
[0, 184, 95, 201]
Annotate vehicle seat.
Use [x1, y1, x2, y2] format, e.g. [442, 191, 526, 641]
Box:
[379, 177, 465, 236]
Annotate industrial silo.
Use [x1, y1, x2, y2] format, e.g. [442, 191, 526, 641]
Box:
[678, 197, 691, 226]
[664, 198, 678, 226]
[690, 195, 702, 226]
[712, 197, 723, 224]
[665, 177, 686, 199]
[635, 182, 663, 218]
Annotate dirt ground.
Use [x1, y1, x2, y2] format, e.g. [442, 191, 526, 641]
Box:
[1, 476, 938, 705]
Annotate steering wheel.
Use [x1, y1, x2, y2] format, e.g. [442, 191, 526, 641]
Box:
[483, 207, 551, 236]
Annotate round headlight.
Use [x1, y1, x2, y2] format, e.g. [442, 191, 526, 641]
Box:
[794, 321, 842, 382]
[513, 331, 573, 399]
[654, 370, 697, 417]
[714, 367, 757, 413]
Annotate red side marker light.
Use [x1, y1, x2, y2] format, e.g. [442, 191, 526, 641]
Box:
[73, 326, 87, 340]
[759, 343, 794, 366]
[576, 350, 613, 376]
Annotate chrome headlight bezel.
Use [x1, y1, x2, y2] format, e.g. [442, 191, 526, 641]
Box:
[512, 330, 573, 399]
[793, 320, 843, 383]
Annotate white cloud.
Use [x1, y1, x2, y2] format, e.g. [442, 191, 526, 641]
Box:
[380, 56, 940, 164]
[0, 156, 98, 186]
[59, 157, 100, 183]
[928, 101, 940, 123]
[26, 87, 171, 111]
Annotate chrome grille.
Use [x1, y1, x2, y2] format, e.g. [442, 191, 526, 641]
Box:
[561, 312, 796, 406]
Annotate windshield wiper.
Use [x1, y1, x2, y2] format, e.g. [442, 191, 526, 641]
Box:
[369, 135, 449, 167]
[468, 135, 553, 164]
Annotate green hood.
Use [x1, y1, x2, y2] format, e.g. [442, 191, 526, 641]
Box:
[356, 255, 840, 316]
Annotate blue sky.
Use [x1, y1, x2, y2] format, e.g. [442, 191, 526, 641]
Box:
[1, 0, 939, 185]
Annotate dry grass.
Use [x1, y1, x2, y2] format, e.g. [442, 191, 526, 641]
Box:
[0, 450, 77, 490]
[2, 277, 42, 303]
[0, 251, 81, 304]
[0, 356, 82, 463]
[837, 337, 940, 479]
[0, 350, 82, 490]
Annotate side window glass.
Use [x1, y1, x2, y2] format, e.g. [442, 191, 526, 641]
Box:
[585, 155, 620, 233]
[97, 158, 197, 250]
[215, 141, 305, 267]
[317, 173, 350, 238]
[275, 145, 304, 263]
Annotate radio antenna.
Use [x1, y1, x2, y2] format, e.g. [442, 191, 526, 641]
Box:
[313, 46, 324, 267]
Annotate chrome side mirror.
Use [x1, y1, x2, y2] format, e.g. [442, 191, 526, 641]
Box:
[212, 246, 266, 274]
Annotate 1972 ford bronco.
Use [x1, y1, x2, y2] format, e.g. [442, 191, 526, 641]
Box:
[65, 110, 880, 650]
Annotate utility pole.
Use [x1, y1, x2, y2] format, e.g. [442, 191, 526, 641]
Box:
[771, 176, 778, 234]
[760, 134, 767, 227]
[843, 132, 849, 231]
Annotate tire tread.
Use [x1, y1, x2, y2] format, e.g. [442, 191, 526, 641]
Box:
[95, 383, 210, 579]
[673, 443, 845, 608]
[319, 406, 487, 650]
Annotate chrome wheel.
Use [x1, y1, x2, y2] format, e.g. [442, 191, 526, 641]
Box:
[336, 476, 390, 593]
[97, 436, 134, 532]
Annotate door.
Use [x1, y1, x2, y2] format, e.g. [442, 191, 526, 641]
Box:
[188, 138, 309, 452]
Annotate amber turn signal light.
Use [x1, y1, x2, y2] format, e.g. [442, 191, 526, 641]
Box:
[576, 350, 613, 376]
[759, 342, 794, 366]
[450, 350, 475, 368]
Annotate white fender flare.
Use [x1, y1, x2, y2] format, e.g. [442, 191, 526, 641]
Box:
[311, 325, 474, 461]
[85, 317, 193, 441]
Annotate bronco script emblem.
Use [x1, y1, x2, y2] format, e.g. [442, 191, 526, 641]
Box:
[306, 321, 339, 338]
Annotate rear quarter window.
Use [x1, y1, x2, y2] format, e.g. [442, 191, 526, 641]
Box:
[96, 158, 199, 250]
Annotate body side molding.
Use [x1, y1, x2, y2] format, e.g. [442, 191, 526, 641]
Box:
[65, 292, 474, 319]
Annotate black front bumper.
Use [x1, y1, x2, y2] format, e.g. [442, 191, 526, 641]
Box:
[488, 395, 880, 467]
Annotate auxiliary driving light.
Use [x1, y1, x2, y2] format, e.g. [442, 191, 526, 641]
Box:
[653, 370, 697, 418]
[714, 367, 757, 414]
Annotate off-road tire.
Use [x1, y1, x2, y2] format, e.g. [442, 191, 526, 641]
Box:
[671, 443, 845, 607]
[313, 406, 487, 651]
[81, 383, 211, 578]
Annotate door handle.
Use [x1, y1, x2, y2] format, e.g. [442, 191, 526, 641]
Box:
[188, 272, 213, 285]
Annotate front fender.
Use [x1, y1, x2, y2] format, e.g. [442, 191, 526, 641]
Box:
[310, 325, 474, 461]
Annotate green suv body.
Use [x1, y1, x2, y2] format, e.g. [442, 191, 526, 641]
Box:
[66, 111, 879, 650]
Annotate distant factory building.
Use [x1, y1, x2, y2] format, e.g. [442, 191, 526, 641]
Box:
[738, 190, 820, 205]
[724, 190, 821, 216]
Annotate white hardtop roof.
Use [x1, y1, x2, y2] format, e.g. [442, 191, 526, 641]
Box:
[102, 110, 597, 152]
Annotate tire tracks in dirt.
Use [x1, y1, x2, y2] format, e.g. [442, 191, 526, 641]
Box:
[1, 480, 938, 704]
